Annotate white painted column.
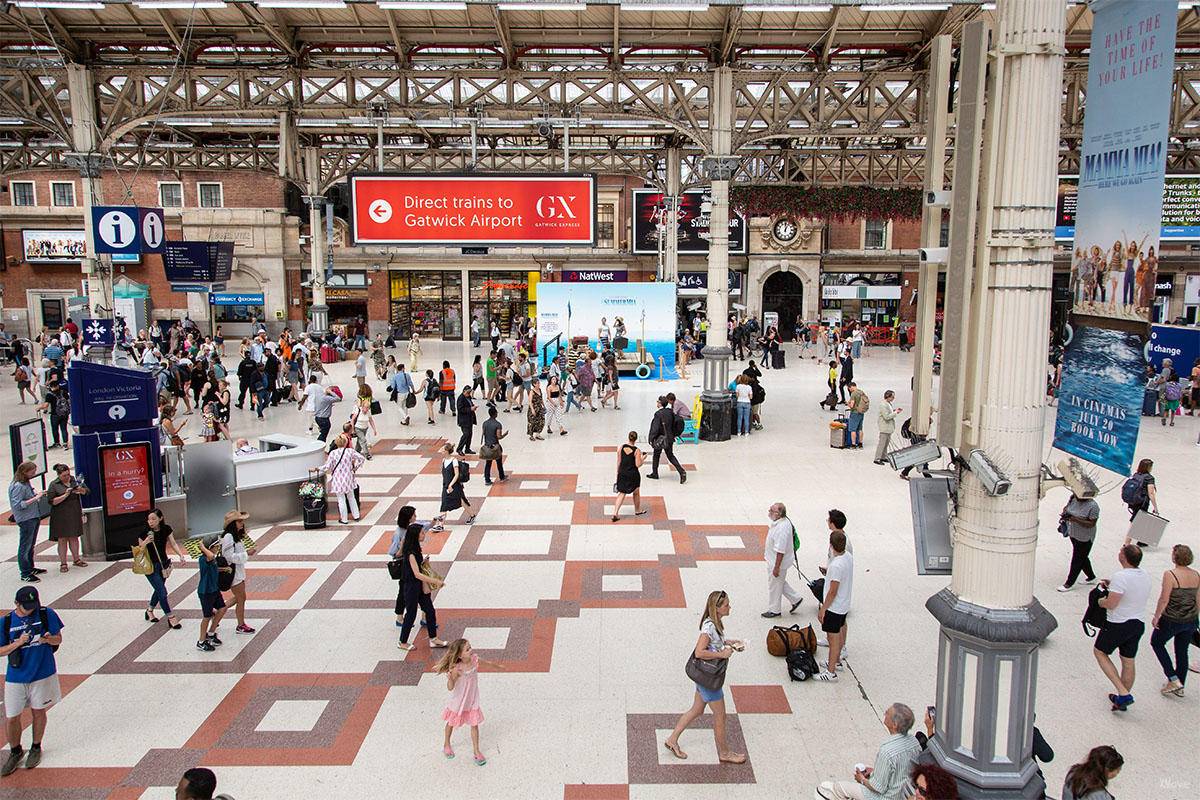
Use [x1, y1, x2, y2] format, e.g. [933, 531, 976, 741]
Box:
[303, 147, 329, 334]
[664, 147, 681, 283]
[66, 64, 106, 314]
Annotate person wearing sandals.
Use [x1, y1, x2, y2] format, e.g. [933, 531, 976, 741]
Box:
[544, 374, 568, 436]
[396, 522, 448, 652]
[138, 508, 186, 630]
[1150, 544, 1200, 698]
[663, 590, 746, 764]
[45, 464, 87, 573]
[438, 443, 475, 525]
[612, 431, 646, 522]
[220, 510, 256, 636]
[527, 379, 546, 440]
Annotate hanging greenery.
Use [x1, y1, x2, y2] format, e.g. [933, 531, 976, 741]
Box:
[731, 185, 924, 221]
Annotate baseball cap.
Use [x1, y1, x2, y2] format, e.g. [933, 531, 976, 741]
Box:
[15, 586, 40, 612]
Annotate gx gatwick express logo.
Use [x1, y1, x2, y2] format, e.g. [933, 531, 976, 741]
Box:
[535, 195, 579, 220]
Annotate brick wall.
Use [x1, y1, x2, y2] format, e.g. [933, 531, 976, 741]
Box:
[827, 219, 861, 249]
[3, 169, 286, 211]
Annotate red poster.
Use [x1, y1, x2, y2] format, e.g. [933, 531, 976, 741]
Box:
[351, 174, 596, 246]
[101, 445, 152, 515]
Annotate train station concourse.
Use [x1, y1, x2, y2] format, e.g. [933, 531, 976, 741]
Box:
[1, 2, 1199, 799]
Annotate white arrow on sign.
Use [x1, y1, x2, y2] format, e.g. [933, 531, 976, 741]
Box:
[368, 199, 392, 223]
[99, 210, 137, 249]
[141, 210, 164, 249]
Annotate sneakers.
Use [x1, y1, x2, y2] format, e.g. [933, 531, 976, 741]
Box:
[20, 574, 40, 583]
[760, 611, 782, 618]
[1108, 693, 1134, 711]
[1, 749, 24, 777]
[790, 598, 804, 613]
[23, 747, 41, 770]
[236, 624, 256, 635]
[196, 640, 216, 652]
[814, 670, 839, 682]
[207, 634, 223, 647]
[1056, 584, 1074, 592]
[31, 567, 47, 575]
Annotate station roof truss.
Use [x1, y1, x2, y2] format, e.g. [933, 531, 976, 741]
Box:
[1, 1, 1197, 190]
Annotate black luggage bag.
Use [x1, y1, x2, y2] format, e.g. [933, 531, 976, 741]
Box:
[772, 350, 785, 369]
[302, 496, 327, 529]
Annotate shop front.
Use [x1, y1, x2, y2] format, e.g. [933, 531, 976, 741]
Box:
[389, 270, 463, 340]
[677, 271, 744, 326]
[819, 272, 902, 327]
[1153, 274, 1174, 324]
[302, 271, 370, 329]
[468, 271, 538, 341]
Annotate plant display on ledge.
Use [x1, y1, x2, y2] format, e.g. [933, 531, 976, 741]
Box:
[731, 185, 923, 221]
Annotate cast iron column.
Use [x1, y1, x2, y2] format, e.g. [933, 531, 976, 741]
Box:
[924, 2, 1064, 797]
[700, 67, 734, 442]
[304, 147, 329, 336]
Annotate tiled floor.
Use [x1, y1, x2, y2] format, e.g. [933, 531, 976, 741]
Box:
[1, 341, 1197, 798]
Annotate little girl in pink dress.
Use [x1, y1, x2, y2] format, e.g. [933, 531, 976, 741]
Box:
[434, 638, 502, 765]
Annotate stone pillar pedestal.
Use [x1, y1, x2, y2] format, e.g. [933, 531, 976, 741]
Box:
[700, 346, 731, 441]
[925, 589, 1057, 799]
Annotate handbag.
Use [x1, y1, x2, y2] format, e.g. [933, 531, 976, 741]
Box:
[685, 652, 728, 692]
[420, 556, 444, 585]
[405, 392, 417, 409]
[479, 443, 500, 461]
[131, 541, 154, 575]
[370, 399, 383, 415]
[387, 556, 405, 580]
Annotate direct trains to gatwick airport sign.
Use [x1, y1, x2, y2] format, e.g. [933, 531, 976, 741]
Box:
[349, 173, 597, 247]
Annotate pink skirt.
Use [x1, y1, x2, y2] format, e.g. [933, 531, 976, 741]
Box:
[442, 707, 484, 727]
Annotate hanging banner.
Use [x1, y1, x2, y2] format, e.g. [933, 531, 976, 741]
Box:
[1070, 0, 1177, 323]
[80, 318, 114, 348]
[349, 173, 597, 246]
[1053, 326, 1146, 476]
[632, 189, 748, 255]
[1147, 324, 1200, 373]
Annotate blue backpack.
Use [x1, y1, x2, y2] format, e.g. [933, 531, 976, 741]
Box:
[1120, 474, 1148, 507]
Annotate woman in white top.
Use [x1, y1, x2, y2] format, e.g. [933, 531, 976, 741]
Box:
[734, 375, 753, 436]
[219, 509, 256, 635]
[662, 590, 746, 764]
[352, 386, 377, 460]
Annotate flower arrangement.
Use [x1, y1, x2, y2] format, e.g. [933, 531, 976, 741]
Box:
[731, 185, 923, 221]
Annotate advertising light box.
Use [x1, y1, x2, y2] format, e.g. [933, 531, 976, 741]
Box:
[349, 173, 597, 246]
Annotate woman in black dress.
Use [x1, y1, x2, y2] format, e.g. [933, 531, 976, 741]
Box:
[437, 442, 475, 525]
[612, 431, 646, 522]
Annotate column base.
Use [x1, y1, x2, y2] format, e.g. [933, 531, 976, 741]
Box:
[925, 589, 1058, 800]
[308, 305, 329, 337]
[700, 392, 732, 442]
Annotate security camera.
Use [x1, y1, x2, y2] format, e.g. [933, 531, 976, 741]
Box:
[919, 247, 948, 264]
[966, 448, 1011, 497]
[887, 439, 942, 472]
[536, 122, 554, 138]
[925, 190, 951, 207]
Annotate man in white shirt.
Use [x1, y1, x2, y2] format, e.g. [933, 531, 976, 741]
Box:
[816, 530, 853, 682]
[761, 502, 804, 618]
[301, 377, 325, 434]
[354, 351, 368, 388]
[1094, 543, 1152, 711]
[141, 347, 160, 367]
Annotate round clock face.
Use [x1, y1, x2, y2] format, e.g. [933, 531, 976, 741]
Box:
[773, 218, 798, 243]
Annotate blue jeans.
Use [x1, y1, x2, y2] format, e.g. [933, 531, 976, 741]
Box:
[852, 341, 862, 359]
[565, 390, 582, 411]
[17, 518, 39, 577]
[736, 401, 751, 434]
[354, 335, 367, 351]
[256, 389, 271, 417]
[1151, 618, 1198, 684]
[146, 566, 172, 615]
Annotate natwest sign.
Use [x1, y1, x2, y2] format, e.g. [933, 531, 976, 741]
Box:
[350, 173, 596, 246]
[563, 269, 628, 282]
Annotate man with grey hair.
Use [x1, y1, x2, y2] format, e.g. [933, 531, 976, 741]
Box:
[761, 502, 803, 618]
[816, 702, 922, 799]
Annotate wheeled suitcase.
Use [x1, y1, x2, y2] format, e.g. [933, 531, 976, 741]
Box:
[320, 344, 338, 364]
[302, 496, 327, 529]
[1141, 388, 1158, 416]
[830, 416, 847, 448]
[772, 350, 785, 369]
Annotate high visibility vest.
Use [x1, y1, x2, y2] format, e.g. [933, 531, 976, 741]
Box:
[439, 368, 456, 391]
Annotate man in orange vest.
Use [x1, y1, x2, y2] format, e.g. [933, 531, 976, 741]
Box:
[438, 360, 456, 415]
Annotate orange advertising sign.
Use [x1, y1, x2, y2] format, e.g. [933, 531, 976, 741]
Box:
[350, 174, 596, 246]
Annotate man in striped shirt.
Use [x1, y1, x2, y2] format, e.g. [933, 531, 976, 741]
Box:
[817, 703, 922, 799]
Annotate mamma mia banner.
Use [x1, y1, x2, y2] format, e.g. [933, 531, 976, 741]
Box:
[1053, 326, 1147, 476]
[1070, 0, 1176, 323]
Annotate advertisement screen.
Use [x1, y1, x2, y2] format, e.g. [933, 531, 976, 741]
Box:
[22, 230, 87, 263]
[100, 444, 153, 515]
[536, 282, 678, 379]
[632, 189, 747, 255]
[350, 174, 596, 246]
[1056, 175, 1199, 240]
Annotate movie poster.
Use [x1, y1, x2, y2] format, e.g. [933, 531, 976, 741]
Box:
[1069, 0, 1177, 322]
[1053, 326, 1146, 476]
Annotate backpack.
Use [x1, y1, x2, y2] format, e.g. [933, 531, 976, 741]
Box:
[786, 646, 820, 682]
[750, 382, 765, 406]
[1083, 585, 1108, 637]
[1163, 381, 1182, 402]
[2, 608, 59, 655]
[215, 553, 236, 592]
[857, 393, 870, 413]
[672, 414, 685, 438]
[53, 392, 70, 418]
[1120, 474, 1148, 507]
[457, 459, 470, 484]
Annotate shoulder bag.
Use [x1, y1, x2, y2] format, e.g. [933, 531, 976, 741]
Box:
[387, 554, 406, 580]
[479, 443, 501, 461]
[685, 651, 727, 692]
